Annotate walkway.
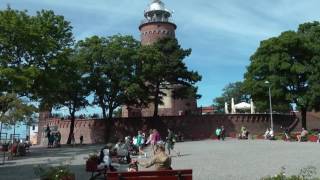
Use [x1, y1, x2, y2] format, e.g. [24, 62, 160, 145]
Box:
[0, 139, 320, 180]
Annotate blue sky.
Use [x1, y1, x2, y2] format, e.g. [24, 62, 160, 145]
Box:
[1, 0, 320, 112]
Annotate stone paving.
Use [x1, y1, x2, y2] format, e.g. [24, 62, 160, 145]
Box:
[0, 139, 320, 180]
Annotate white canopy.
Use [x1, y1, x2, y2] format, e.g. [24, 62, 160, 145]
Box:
[234, 102, 251, 110]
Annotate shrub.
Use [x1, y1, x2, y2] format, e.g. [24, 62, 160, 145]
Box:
[261, 166, 320, 180]
[34, 165, 75, 180]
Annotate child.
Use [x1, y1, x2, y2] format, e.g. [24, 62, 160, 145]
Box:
[80, 135, 84, 145]
[127, 160, 138, 172]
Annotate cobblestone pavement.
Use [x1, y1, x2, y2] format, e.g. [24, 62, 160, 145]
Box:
[1, 139, 320, 180]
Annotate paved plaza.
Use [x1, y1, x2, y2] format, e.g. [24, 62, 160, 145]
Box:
[0, 139, 320, 180]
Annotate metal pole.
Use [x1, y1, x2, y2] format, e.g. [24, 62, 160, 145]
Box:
[268, 86, 273, 130]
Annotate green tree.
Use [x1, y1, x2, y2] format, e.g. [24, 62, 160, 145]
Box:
[77, 35, 140, 119]
[213, 81, 250, 113]
[138, 38, 201, 117]
[0, 93, 36, 134]
[53, 54, 89, 144]
[0, 8, 74, 110]
[243, 21, 320, 128]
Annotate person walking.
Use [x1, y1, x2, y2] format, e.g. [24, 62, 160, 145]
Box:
[151, 129, 161, 155]
[221, 126, 226, 140]
[215, 127, 221, 140]
[166, 128, 180, 157]
[71, 133, 76, 146]
[80, 135, 84, 145]
[137, 131, 146, 157]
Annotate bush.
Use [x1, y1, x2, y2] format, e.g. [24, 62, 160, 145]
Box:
[34, 165, 75, 180]
[261, 166, 320, 180]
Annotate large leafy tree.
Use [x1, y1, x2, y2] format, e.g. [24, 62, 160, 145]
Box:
[54, 54, 89, 144]
[0, 93, 36, 135]
[77, 35, 140, 120]
[243, 21, 320, 128]
[77, 35, 143, 140]
[0, 8, 74, 110]
[138, 38, 201, 117]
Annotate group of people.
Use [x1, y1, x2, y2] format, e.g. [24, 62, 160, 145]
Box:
[46, 126, 61, 148]
[96, 128, 180, 173]
[238, 126, 249, 139]
[215, 126, 226, 140]
[46, 125, 84, 147]
[263, 128, 275, 140]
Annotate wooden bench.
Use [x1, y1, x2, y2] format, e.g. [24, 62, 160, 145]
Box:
[106, 169, 192, 180]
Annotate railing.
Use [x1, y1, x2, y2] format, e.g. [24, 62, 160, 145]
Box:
[140, 19, 175, 25]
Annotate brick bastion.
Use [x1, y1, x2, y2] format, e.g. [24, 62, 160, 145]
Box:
[37, 114, 297, 145]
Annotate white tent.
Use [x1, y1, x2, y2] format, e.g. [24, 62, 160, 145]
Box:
[250, 99, 255, 114]
[234, 102, 251, 110]
[231, 98, 236, 114]
[224, 102, 229, 114]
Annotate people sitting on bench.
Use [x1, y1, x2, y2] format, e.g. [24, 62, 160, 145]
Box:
[264, 128, 275, 140]
[297, 128, 308, 142]
[239, 126, 249, 139]
[139, 143, 172, 171]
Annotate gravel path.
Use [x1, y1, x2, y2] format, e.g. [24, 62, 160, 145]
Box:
[0, 139, 319, 180]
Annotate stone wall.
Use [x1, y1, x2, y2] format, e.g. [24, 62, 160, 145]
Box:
[38, 114, 296, 145]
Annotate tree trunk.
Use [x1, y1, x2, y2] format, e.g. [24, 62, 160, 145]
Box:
[67, 111, 76, 144]
[101, 106, 107, 119]
[108, 107, 114, 120]
[99, 97, 107, 119]
[301, 108, 307, 129]
[153, 83, 160, 117]
[0, 122, 2, 136]
[104, 107, 114, 142]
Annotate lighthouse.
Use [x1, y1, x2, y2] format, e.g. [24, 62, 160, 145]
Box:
[139, 0, 176, 45]
[122, 0, 197, 117]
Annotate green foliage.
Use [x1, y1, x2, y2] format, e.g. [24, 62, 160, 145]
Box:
[0, 7, 74, 109]
[213, 81, 250, 113]
[138, 38, 201, 116]
[243, 21, 320, 127]
[77, 35, 140, 119]
[261, 166, 319, 180]
[34, 165, 74, 180]
[0, 93, 36, 126]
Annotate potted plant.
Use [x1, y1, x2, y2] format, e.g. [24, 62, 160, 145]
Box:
[86, 153, 99, 172]
[1, 143, 9, 152]
[34, 165, 75, 180]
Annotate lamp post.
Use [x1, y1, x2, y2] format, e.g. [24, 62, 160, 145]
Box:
[265, 81, 273, 130]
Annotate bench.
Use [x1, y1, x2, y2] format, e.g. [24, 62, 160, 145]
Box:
[106, 169, 192, 180]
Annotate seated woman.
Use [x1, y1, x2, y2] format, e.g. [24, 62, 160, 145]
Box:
[238, 126, 249, 139]
[138, 143, 172, 171]
[268, 129, 275, 140]
[297, 128, 308, 142]
[264, 128, 270, 140]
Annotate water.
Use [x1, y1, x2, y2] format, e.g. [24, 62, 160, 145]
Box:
[0, 122, 29, 141]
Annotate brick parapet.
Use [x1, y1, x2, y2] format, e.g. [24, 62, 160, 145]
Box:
[39, 114, 296, 145]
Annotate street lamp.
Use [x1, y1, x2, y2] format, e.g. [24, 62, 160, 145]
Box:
[265, 81, 273, 130]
